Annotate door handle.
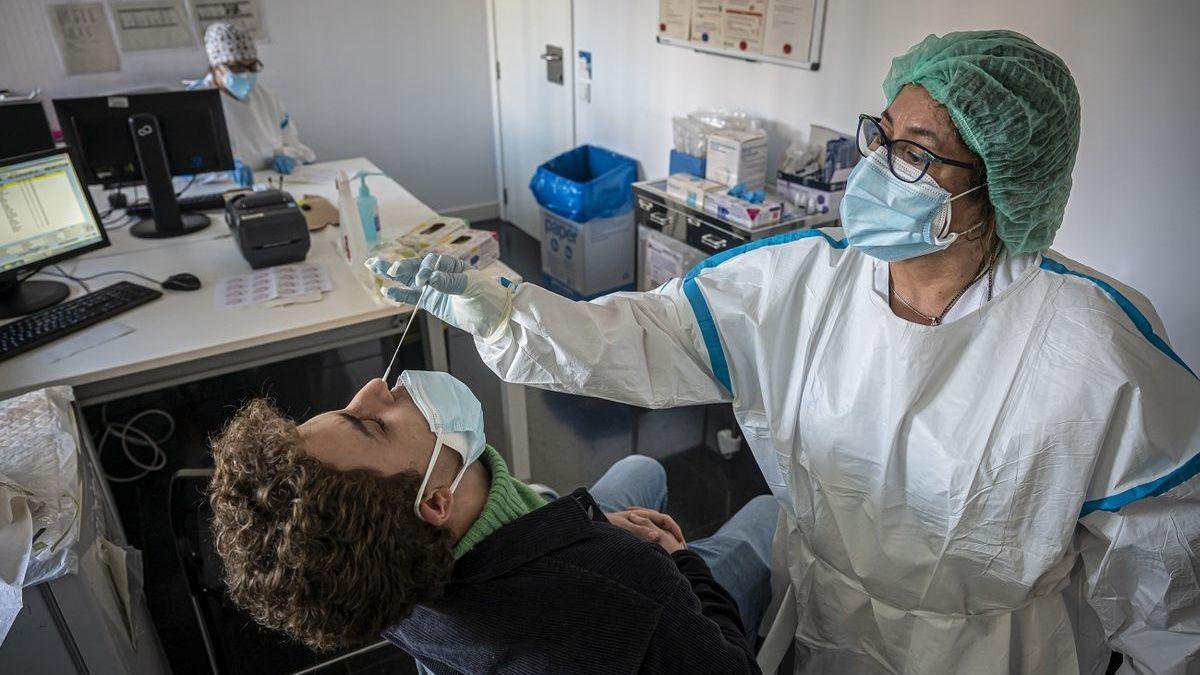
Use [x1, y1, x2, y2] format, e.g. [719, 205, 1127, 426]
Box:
[540, 53, 562, 61]
[700, 233, 728, 250]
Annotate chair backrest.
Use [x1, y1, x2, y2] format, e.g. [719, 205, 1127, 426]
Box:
[169, 467, 226, 674]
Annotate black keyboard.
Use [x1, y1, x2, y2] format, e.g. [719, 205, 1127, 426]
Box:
[0, 282, 162, 363]
[126, 192, 227, 218]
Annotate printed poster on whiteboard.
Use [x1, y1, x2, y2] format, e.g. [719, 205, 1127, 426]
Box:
[763, 0, 815, 60]
[111, 0, 195, 52]
[190, 0, 267, 41]
[690, 1, 723, 45]
[657, 0, 692, 40]
[46, 3, 121, 74]
[721, 0, 766, 54]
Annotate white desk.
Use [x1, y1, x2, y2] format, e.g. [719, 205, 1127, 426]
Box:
[0, 158, 531, 478]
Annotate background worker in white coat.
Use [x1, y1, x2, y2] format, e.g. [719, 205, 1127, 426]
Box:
[371, 30, 1200, 674]
[193, 22, 315, 187]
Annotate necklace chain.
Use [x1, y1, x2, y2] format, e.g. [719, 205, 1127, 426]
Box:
[890, 243, 1002, 326]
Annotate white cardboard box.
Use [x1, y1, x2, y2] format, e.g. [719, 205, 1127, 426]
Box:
[704, 189, 782, 228]
[541, 209, 634, 299]
[428, 229, 500, 270]
[705, 129, 770, 190]
[667, 173, 725, 209]
[399, 217, 467, 251]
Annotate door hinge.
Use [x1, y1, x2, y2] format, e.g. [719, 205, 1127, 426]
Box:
[503, 188, 508, 205]
[495, 60, 501, 80]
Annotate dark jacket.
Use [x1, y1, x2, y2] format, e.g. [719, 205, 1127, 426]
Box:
[385, 489, 761, 675]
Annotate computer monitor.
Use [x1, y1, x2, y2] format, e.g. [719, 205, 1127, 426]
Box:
[0, 102, 56, 160]
[0, 147, 109, 318]
[53, 90, 234, 239]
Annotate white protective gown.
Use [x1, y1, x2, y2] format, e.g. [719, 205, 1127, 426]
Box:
[194, 74, 315, 170]
[476, 227, 1200, 674]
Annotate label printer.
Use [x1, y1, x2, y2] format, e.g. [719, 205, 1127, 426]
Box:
[224, 190, 311, 269]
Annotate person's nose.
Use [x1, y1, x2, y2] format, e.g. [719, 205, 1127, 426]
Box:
[352, 378, 393, 411]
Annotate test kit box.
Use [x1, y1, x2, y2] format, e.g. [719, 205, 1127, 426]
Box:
[705, 129, 769, 191]
[541, 209, 634, 299]
[399, 217, 467, 252]
[666, 173, 725, 209]
[428, 229, 500, 270]
[775, 172, 844, 216]
[704, 189, 782, 228]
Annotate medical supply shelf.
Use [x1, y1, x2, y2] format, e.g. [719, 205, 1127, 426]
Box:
[632, 178, 838, 290]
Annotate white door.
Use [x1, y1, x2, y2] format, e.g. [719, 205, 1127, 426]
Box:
[491, 0, 575, 241]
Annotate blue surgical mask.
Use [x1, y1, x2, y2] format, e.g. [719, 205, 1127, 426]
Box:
[400, 370, 487, 517]
[222, 71, 257, 100]
[841, 148, 985, 262]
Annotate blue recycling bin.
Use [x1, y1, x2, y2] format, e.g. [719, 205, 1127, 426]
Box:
[529, 145, 638, 298]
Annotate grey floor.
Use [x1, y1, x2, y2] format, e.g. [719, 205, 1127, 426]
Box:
[90, 218, 768, 674]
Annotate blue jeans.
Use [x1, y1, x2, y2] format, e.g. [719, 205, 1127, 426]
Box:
[591, 455, 778, 639]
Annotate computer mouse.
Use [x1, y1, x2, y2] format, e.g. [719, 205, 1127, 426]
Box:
[163, 273, 202, 291]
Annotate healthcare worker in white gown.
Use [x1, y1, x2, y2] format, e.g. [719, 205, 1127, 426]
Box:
[191, 22, 315, 187]
[371, 30, 1200, 674]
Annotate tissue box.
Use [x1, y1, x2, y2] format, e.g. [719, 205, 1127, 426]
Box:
[705, 129, 769, 190]
[428, 229, 500, 270]
[666, 173, 725, 209]
[704, 189, 782, 228]
[399, 217, 467, 252]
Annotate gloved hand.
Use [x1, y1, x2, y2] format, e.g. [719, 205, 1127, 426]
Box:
[272, 153, 297, 175]
[230, 159, 254, 188]
[366, 253, 516, 341]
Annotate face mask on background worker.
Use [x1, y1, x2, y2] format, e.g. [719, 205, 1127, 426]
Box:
[400, 370, 487, 518]
[219, 68, 258, 100]
[841, 146, 986, 262]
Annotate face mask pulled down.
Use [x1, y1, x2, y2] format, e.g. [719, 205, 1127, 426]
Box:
[841, 148, 985, 262]
[400, 370, 487, 518]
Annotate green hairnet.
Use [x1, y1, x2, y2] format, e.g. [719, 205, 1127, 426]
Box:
[883, 30, 1080, 254]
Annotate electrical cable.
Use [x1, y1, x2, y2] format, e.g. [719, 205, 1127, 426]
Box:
[40, 267, 163, 288]
[51, 264, 90, 293]
[176, 174, 197, 197]
[95, 403, 174, 483]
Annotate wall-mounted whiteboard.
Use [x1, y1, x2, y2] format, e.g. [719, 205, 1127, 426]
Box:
[656, 0, 827, 70]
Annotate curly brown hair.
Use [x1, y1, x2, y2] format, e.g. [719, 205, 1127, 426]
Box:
[208, 399, 455, 652]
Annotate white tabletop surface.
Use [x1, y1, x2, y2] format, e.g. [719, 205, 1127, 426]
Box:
[0, 158, 514, 401]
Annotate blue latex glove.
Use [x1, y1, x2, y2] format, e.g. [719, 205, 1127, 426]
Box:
[230, 159, 254, 187]
[366, 254, 516, 340]
[272, 154, 297, 175]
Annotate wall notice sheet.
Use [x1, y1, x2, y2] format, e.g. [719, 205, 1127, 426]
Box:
[111, 0, 194, 52]
[46, 3, 121, 75]
[658, 0, 692, 40]
[763, 0, 815, 60]
[722, 0, 766, 53]
[690, 1, 723, 45]
[191, 0, 265, 40]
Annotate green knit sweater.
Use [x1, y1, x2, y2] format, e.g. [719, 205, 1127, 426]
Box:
[452, 446, 547, 559]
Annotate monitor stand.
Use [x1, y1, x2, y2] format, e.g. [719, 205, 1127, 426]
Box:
[0, 279, 70, 319]
[127, 112, 211, 240]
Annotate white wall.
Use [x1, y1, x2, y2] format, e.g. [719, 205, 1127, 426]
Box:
[574, 0, 1200, 367]
[0, 0, 498, 215]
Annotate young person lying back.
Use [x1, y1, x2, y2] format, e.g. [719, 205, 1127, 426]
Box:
[208, 371, 777, 674]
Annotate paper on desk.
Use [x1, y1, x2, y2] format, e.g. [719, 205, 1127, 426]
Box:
[286, 165, 342, 186]
[37, 322, 135, 364]
[215, 263, 333, 310]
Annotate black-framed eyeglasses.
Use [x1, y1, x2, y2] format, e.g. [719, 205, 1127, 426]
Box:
[224, 59, 263, 74]
[856, 114, 978, 183]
